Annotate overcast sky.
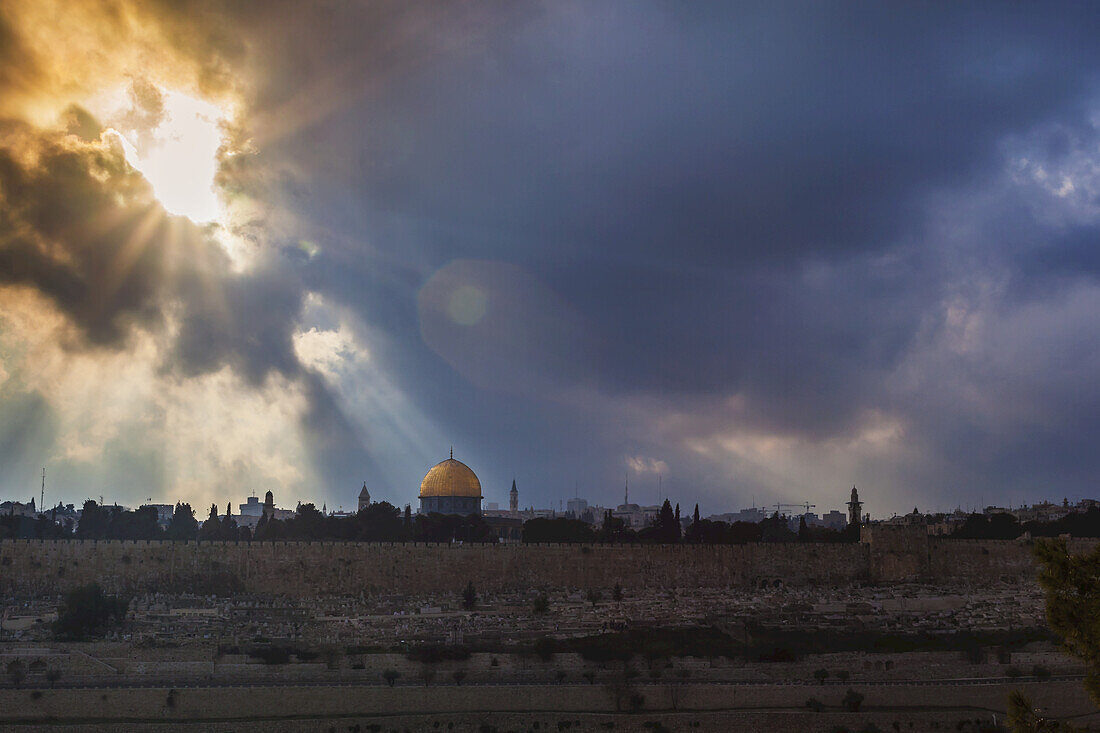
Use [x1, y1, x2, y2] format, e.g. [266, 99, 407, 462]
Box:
[2, 2, 1100, 517]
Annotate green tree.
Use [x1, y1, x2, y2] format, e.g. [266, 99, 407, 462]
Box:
[382, 669, 400, 687]
[54, 583, 128, 640]
[166, 502, 198, 540]
[1034, 538, 1100, 705]
[651, 499, 680, 543]
[1007, 689, 1075, 732]
[76, 500, 109, 539]
[813, 668, 829, 685]
[586, 588, 602, 608]
[532, 594, 550, 615]
[462, 581, 477, 610]
[612, 583, 624, 602]
[198, 504, 220, 540]
[842, 688, 864, 712]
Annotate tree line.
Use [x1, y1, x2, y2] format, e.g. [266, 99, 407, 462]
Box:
[951, 506, 1100, 539]
[7, 497, 1100, 544]
[1, 499, 497, 543]
[523, 499, 860, 544]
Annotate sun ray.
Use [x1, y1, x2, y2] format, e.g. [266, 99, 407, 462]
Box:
[100, 203, 166, 307]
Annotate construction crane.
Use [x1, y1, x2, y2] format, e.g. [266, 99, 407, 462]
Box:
[774, 502, 816, 516]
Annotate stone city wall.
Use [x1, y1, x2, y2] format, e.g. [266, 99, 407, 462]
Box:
[0, 679, 1095, 729]
[0, 540, 865, 597]
[1, 531, 1096, 597]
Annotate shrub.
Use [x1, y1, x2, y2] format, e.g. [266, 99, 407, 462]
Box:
[806, 697, 825, 712]
[842, 688, 864, 712]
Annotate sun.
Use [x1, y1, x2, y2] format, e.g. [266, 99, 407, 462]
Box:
[107, 89, 227, 224]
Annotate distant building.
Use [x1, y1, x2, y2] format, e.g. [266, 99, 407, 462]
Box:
[358, 483, 371, 512]
[708, 507, 766, 524]
[0, 498, 37, 518]
[239, 494, 263, 517]
[141, 503, 176, 529]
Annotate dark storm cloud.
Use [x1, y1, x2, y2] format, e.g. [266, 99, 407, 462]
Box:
[251, 1, 1100, 507]
[0, 119, 168, 347]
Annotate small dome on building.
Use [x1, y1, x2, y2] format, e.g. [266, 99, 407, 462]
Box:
[419, 457, 482, 499]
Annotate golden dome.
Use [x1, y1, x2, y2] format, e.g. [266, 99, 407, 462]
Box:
[419, 457, 482, 498]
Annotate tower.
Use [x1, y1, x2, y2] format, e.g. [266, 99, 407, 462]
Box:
[847, 486, 863, 527]
[509, 479, 518, 514]
[263, 490, 274, 520]
[358, 482, 371, 512]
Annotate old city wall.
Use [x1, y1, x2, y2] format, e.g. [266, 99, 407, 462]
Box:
[1, 540, 865, 597]
[863, 525, 1100, 584]
[0, 679, 1095, 729]
[1, 533, 1095, 597]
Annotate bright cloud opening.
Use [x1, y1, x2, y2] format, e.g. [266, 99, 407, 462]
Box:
[108, 88, 226, 224]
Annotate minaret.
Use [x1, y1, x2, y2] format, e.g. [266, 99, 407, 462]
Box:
[509, 479, 518, 514]
[263, 490, 274, 521]
[624, 477, 629, 507]
[358, 482, 371, 512]
[847, 486, 863, 527]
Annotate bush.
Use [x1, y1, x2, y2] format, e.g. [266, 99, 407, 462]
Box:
[533, 594, 550, 615]
[6, 660, 25, 687]
[806, 697, 825, 712]
[842, 688, 864, 712]
[1005, 666, 1022, 678]
[1031, 665, 1051, 680]
[382, 669, 400, 686]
